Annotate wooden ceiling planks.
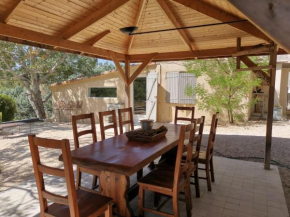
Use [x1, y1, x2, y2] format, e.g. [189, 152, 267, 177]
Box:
[0, 0, 286, 60]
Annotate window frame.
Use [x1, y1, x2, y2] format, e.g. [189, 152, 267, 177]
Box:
[88, 87, 117, 98]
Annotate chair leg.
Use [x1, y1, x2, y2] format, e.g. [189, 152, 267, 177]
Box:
[154, 192, 161, 207]
[194, 169, 200, 198]
[138, 186, 144, 217]
[92, 175, 98, 189]
[184, 182, 192, 217]
[210, 158, 215, 182]
[172, 192, 180, 217]
[205, 163, 212, 191]
[76, 167, 81, 189]
[105, 204, 112, 217]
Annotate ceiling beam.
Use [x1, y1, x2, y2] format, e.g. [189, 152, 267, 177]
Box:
[84, 30, 111, 46]
[156, 0, 196, 51]
[0, 0, 24, 23]
[171, 0, 270, 42]
[0, 22, 125, 61]
[228, 0, 290, 54]
[128, 53, 157, 85]
[233, 45, 271, 57]
[127, 0, 147, 54]
[58, 0, 130, 40]
[109, 51, 128, 86]
[129, 46, 287, 62]
[240, 56, 270, 84]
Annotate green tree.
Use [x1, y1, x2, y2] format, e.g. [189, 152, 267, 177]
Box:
[184, 58, 263, 123]
[0, 94, 17, 122]
[0, 41, 115, 120]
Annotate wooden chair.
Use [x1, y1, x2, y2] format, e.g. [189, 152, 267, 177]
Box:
[197, 113, 218, 191]
[98, 110, 118, 140]
[138, 123, 198, 217]
[72, 113, 99, 190]
[118, 107, 134, 134]
[156, 117, 205, 199]
[28, 135, 113, 217]
[174, 106, 195, 124]
[188, 116, 205, 197]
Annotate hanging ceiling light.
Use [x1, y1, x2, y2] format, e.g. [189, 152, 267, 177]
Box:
[119, 26, 138, 35]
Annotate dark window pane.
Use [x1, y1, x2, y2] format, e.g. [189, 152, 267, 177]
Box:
[89, 88, 117, 97]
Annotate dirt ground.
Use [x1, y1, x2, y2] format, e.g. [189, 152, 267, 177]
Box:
[1, 120, 290, 214]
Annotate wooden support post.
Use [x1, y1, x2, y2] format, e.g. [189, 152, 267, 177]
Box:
[236, 38, 241, 69]
[125, 55, 131, 108]
[265, 42, 277, 170]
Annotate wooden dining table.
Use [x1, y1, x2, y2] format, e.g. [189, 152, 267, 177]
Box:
[61, 123, 182, 217]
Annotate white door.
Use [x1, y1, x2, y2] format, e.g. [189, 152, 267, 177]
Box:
[146, 72, 158, 121]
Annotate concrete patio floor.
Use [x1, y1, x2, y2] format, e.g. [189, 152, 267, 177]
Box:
[0, 156, 288, 217]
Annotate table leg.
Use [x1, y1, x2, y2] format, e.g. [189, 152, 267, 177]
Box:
[99, 171, 133, 217]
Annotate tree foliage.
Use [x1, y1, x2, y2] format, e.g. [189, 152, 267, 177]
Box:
[184, 58, 263, 123]
[0, 41, 115, 120]
[0, 94, 17, 122]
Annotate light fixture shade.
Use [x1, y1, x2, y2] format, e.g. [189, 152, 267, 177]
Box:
[119, 26, 138, 35]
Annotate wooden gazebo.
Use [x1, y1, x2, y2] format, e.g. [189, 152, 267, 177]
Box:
[0, 0, 289, 170]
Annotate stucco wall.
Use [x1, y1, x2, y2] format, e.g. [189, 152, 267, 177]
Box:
[50, 71, 126, 123]
[155, 62, 212, 123]
[50, 61, 254, 124]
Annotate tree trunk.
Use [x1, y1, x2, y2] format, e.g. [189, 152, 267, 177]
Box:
[26, 82, 46, 120]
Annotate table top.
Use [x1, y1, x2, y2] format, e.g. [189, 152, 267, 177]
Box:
[65, 123, 181, 176]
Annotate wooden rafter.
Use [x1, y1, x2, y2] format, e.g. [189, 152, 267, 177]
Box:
[127, 0, 147, 54]
[128, 53, 157, 85]
[58, 0, 130, 40]
[109, 51, 128, 86]
[0, 22, 125, 61]
[172, 0, 269, 42]
[0, 0, 24, 23]
[240, 56, 270, 84]
[235, 65, 273, 72]
[233, 46, 271, 57]
[156, 0, 196, 51]
[228, 0, 290, 54]
[129, 46, 275, 62]
[84, 30, 111, 46]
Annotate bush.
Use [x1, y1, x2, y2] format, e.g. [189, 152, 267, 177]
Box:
[0, 94, 17, 122]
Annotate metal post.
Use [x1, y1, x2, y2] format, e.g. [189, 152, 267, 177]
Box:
[264, 42, 277, 170]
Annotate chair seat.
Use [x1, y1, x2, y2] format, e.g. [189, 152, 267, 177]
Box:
[182, 150, 206, 160]
[43, 189, 112, 217]
[138, 169, 185, 191]
[138, 167, 185, 191]
[156, 159, 197, 175]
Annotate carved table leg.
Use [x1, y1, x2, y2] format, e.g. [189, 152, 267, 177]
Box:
[99, 171, 133, 217]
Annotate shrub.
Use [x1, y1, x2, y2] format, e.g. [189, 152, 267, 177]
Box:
[0, 94, 17, 122]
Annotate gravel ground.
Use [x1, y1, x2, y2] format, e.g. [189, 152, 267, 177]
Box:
[0, 120, 290, 214]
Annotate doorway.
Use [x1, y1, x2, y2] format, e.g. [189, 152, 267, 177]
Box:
[132, 77, 147, 124]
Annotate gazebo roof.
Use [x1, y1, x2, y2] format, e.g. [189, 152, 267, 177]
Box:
[0, 0, 287, 62]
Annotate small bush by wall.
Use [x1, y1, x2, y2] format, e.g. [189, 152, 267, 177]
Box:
[0, 94, 17, 122]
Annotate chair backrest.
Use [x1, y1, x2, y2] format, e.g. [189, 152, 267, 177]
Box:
[206, 113, 219, 161]
[71, 113, 97, 149]
[99, 110, 118, 140]
[174, 106, 195, 124]
[118, 107, 134, 134]
[173, 122, 197, 191]
[191, 116, 205, 164]
[28, 135, 80, 217]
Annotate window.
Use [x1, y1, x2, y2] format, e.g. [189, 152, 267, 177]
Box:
[88, 87, 117, 98]
[166, 72, 196, 104]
